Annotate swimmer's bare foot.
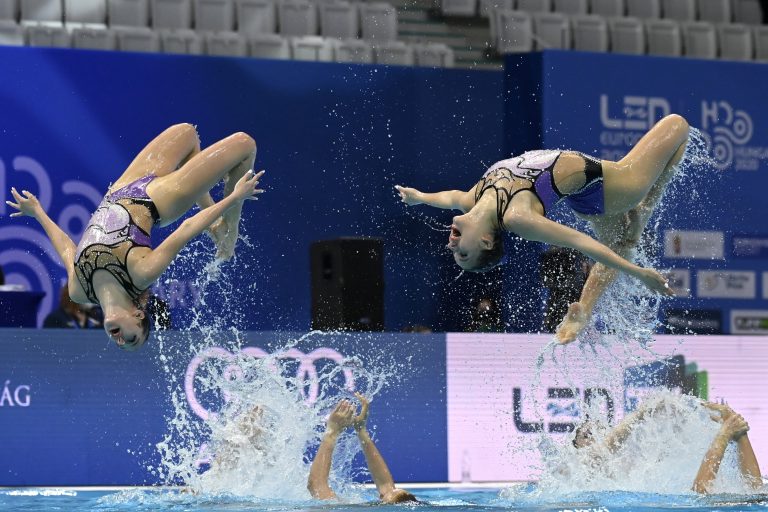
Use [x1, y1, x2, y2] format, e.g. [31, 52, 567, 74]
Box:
[555, 302, 588, 344]
[208, 217, 229, 255]
[215, 215, 239, 261]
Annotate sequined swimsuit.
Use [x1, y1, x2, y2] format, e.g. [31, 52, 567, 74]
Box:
[475, 150, 604, 230]
[74, 174, 160, 304]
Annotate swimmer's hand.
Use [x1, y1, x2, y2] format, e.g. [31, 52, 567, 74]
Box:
[555, 302, 588, 345]
[704, 402, 735, 422]
[394, 185, 423, 206]
[352, 392, 370, 432]
[720, 413, 749, 441]
[6, 188, 43, 219]
[231, 170, 265, 202]
[635, 268, 675, 296]
[326, 400, 355, 435]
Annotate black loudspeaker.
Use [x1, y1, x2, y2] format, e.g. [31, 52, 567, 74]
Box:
[310, 237, 384, 331]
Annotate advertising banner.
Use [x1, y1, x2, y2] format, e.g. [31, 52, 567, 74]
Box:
[446, 333, 768, 482]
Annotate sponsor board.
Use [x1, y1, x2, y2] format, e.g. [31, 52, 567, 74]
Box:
[663, 308, 722, 334]
[697, 270, 756, 299]
[664, 269, 691, 297]
[730, 310, 768, 334]
[664, 230, 724, 260]
[733, 235, 768, 259]
[447, 333, 768, 482]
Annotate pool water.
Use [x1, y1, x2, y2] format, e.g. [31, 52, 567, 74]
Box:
[1, 487, 765, 511]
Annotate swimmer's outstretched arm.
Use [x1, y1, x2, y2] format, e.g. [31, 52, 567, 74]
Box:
[132, 170, 263, 288]
[395, 185, 476, 211]
[703, 404, 763, 489]
[508, 213, 672, 296]
[692, 412, 750, 494]
[6, 188, 76, 273]
[352, 393, 397, 499]
[307, 400, 355, 500]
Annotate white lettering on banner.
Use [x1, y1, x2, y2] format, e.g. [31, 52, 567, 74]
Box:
[663, 269, 691, 298]
[700, 100, 766, 171]
[0, 156, 102, 326]
[446, 333, 768, 483]
[184, 347, 354, 421]
[663, 230, 724, 259]
[696, 270, 756, 299]
[731, 310, 768, 334]
[598, 94, 671, 159]
[0, 381, 31, 407]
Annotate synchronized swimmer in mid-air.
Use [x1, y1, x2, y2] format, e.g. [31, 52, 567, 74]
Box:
[5, 124, 262, 350]
[395, 114, 690, 344]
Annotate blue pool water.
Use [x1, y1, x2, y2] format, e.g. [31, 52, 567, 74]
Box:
[0, 487, 765, 511]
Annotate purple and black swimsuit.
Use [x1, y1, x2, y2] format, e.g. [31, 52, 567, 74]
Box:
[74, 174, 160, 304]
[475, 150, 604, 231]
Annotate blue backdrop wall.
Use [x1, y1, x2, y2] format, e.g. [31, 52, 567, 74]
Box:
[0, 46, 504, 332]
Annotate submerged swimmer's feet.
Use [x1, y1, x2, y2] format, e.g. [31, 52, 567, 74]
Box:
[555, 302, 588, 344]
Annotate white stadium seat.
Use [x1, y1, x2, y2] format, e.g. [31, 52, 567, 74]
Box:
[645, 18, 682, 55]
[26, 20, 70, 46]
[248, 32, 290, 58]
[332, 38, 373, 62]
[517, 0, 552, 12]
[205, 30, 247, 55]
[0, 0, 19, 21]
[571, 14, 608, 51]
[589, 0, 624, 17]
[414, 42, 454, 66]
[0, 19, 24, 44]
[290, 34, 333, 60]
[236, 0, 276, 35]
[194, 0, 234, 32]
[374, 40, 414, 65]
[627, 0, 661, 18]
[754, 25, 768, 60]
[697, 0, 731, 22]
[20, 0, 63, 22]
[71, 25, 116, 49]
[159, 27, 203, 53]
[114, 25, 160, 51]
[717, 23, 753, 60]
[64, 0, 106, 23]
[733, 0, 762, 25]
[553, 0, 587, 15]
[608, 16, 645, 54]
[662, 0, 696, 20]
[681, 20, 716, 58]
[533, 11, 571, 48]
[494, 8, 533, 52]
[480, 0, 514, 19]
[278, 0, 317, 36]
[441, 0, 477, 16]
[319, 1, 358, 39]
[107, 0, 149, 27]
[359, 2, 397, 41]
[151, 0, 192, 29]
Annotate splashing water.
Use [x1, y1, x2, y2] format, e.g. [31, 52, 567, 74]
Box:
[502, 391, 755, 501]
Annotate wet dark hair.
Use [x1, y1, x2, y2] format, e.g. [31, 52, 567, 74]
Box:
[466, 230, 505, 273]
[137, 294, 172, 346]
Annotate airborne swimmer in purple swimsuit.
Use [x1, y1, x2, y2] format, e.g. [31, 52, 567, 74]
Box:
[6, 124, 263, 350]
[395, 114, 691, 344]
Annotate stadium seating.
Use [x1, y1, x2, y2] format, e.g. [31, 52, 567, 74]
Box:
[718, 22, 753, 60]
[194, 0, 235, 32]
[681, 20, 717, 58]
[331, 37, 373, 62]
[571, 14, 609, 52]
[115, 25, 160, 51]
[107, 0, 150, 27]
[646, 18, 683, 56]
[319, 1, 359, 39]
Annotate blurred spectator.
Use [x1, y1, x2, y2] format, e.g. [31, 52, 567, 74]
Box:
[43, 284, 103, 329]
[471, 297, 503, 332]
[539, 247, 589, 333]
[402, 324, 432, 333]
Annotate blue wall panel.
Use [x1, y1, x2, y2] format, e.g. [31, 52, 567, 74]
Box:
[0, 328, 447, 485]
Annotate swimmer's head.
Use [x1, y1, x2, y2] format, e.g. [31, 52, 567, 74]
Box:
[448, 214, 504, 272]
[104, 293, 171, 351]
[572, 421, 596, 449]
[382, 488, 418, 504]
[104, 307, 147, 351]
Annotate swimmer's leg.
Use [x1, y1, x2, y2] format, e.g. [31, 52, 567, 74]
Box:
[601, 114, 689, 214]
[217, 152, 256, 260]
[148, 132, 256, 259]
